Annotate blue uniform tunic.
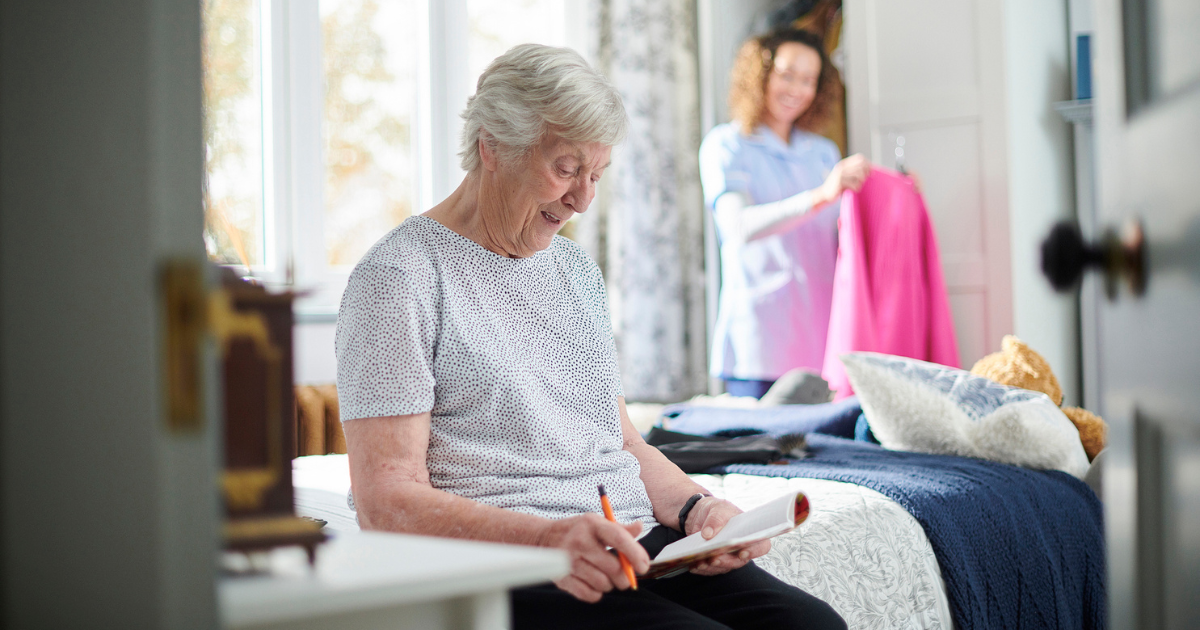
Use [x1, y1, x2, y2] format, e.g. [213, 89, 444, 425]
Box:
[699, 123, 842, 381]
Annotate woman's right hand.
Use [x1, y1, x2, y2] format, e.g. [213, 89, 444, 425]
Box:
[819, 153, 872, 203]
[537, 514, 649, 602]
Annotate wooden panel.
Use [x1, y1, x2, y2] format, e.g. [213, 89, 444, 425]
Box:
[295, 386, 327, 457]
[294, 384, 346, 457]
[317, 384, 347, 454]
[221, 279, 298, 517]
[225, 338, 275, 470]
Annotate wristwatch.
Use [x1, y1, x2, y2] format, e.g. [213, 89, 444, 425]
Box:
[677, 492, 713, 535]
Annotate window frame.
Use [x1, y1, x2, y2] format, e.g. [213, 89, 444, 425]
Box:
[226, 0, 583, 320]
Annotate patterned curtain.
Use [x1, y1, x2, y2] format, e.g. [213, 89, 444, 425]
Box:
[575, 0, 707, 402]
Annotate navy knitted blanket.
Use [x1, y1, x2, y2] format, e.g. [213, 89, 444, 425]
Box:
[718, 434, 1106, 630]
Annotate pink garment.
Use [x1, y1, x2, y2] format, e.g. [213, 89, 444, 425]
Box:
[822, 167, 960, 398]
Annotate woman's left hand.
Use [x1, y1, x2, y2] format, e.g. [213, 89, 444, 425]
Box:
[684, 497, 772, 576]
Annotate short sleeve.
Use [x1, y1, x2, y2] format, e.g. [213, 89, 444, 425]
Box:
[699, 125, 752, 209]
[335, 257, 439, 421]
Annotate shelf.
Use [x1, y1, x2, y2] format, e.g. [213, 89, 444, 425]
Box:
[1053, 99, 1093, 125]
[294, 309, 338, 324]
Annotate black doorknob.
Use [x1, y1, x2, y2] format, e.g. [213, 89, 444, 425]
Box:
[1040, 220, 1145, 298]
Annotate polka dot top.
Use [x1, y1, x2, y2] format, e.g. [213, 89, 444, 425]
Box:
[336, 215, 657, 529]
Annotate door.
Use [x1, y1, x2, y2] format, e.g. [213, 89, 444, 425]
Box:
[1, 2, 218, 627]
[1092, 1, 1200, 628]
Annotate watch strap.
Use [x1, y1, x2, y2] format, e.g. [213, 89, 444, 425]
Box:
[677, 492, 712, 534]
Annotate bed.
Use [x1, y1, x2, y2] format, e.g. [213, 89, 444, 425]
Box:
[292, 454, 955, 629]
[290, 389, 1104, 630]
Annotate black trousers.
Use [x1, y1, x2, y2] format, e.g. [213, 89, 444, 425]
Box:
[511, 526, 847, 630]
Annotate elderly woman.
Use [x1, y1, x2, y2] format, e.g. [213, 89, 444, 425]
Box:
[700, 28, 872, 399]
[336, 44, 845, 629]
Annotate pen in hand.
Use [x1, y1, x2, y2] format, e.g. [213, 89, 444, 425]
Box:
[597, 484, 638, 591]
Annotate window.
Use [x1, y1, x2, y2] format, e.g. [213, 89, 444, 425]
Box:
[320, 0, 419, 269]
[203, 0, 267, 268]
[466, 0, 573, 80]
[202, 0, 582, 317]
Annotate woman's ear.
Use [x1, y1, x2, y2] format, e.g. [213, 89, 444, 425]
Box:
[478, 131, 499, 172]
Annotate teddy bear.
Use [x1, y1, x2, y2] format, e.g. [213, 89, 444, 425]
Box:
[970, 335, 1107, 462]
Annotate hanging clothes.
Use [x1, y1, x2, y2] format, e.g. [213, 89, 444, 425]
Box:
[822, 167, 960, 398]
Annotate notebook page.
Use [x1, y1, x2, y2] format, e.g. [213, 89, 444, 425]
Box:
[654, 491, 800, 562]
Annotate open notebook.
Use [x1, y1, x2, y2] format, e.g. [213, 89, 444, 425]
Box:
[645, 490, 810, 579]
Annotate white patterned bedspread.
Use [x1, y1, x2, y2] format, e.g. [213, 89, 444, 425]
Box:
[691, 473, 953, 630]
[293, 456, 953, 629]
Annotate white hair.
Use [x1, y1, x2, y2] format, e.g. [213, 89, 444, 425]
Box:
[458, 44, 628, 172]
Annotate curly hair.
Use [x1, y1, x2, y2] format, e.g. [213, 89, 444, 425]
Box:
[728, 28, 842, 136]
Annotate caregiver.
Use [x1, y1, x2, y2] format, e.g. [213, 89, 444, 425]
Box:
[700, 28, 871, 399]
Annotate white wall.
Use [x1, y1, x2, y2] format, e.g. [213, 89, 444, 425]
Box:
[296, 321, 339, 384]
[1003, 0, 1081, 405]
[1, 1, 218, 627]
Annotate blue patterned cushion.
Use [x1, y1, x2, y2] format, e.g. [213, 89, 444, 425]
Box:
[841, 353, 1089, 478]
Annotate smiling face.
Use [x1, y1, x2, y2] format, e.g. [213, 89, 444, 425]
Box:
[478, 133, 611, 257]
[762, 41, 822, 132]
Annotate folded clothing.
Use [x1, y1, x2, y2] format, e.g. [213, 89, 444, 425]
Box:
[662, 396, 862, 439]
[644, 427, 808, 473]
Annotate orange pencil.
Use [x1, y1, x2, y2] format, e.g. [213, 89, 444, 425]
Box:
[597, 484, 638, 590]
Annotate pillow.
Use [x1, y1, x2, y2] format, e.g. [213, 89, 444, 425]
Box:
[841, 352, 1090, 478]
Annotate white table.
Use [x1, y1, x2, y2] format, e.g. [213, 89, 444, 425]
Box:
[220, 531, 569, 630]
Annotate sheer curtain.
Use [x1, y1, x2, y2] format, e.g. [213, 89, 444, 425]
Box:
[574, 0, 707, 402]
